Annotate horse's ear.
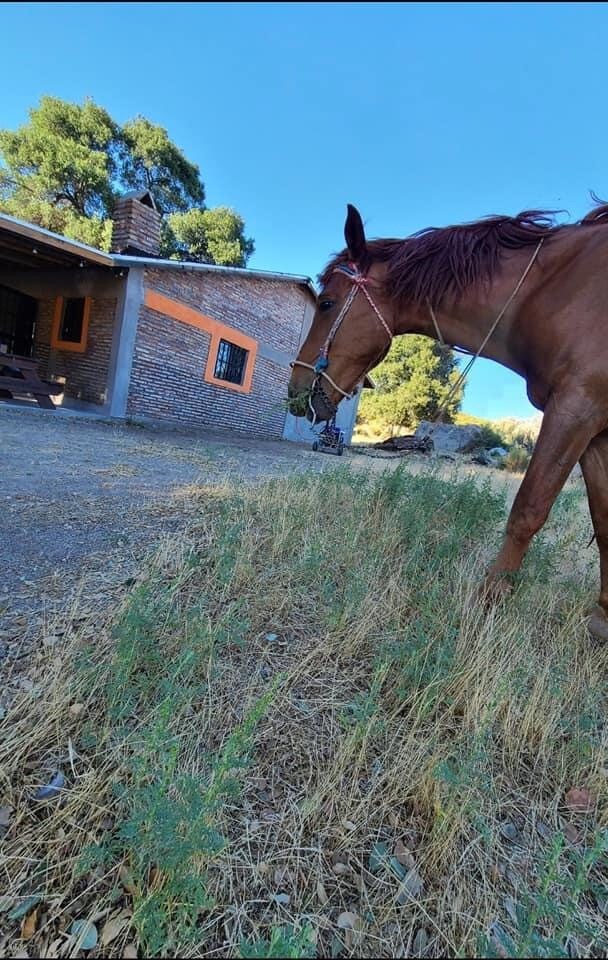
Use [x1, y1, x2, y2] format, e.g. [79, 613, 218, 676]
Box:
[344, 204, 367, 264]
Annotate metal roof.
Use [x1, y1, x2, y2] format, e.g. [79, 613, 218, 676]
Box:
[112, 252, 316, 298]
[116, 190, 158, 210]
[0, 213, 316, 298]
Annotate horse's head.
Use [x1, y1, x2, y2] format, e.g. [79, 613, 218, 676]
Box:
[287, 205, 394, 422]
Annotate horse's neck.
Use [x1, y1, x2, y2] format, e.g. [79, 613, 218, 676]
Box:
[393, 279, 527, 377]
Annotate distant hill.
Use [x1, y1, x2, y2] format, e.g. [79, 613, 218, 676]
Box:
[456, 412, 542, 451]
[493, 413, 543, 430]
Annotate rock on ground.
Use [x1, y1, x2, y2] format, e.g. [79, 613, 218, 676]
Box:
[415, 421, 482, 454]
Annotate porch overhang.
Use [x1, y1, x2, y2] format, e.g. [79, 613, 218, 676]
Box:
[0, 214, 115, 270]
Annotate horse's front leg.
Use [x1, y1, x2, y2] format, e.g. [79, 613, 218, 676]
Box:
[580, 430, 608, 641]
[484, 390, 603, 597]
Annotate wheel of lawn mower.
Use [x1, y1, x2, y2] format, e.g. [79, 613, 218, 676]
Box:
[312, 440, 319, 451]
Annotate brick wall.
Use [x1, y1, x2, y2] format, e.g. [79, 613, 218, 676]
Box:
[33, 300, 54, 369]
[111, 197, 161, 256]
[34, 298, 117, 405]
[126, 268, 310, 437]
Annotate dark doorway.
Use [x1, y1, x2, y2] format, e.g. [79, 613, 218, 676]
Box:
[0, 284, 37, 356]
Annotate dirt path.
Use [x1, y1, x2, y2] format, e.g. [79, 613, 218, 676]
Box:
[0, 408, 336, 695]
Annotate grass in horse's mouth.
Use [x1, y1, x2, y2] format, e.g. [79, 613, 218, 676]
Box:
[285, 388, 311, 417]
[2, 467, 605, 958]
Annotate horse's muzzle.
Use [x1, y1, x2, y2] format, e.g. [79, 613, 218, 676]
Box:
[287, 375, 336, 422]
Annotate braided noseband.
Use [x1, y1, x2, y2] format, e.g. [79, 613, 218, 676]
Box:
[291, 262, 393, 422]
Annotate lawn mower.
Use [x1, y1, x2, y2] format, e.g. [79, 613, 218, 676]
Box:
[312, 419, 345, 456]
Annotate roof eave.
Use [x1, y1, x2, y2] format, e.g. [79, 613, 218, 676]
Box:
[0, 213, 115, 267]
[0, 212, 318, 299]
[111, 253, 317, 299]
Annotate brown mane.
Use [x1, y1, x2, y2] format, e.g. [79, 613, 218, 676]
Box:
[320, 203, 608, 309]
[580, 201, 608, 225]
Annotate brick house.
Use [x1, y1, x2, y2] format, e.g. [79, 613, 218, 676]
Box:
[0, 192, 367, 442]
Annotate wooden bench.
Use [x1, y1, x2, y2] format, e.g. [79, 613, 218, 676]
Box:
[0, 354, 64, 410]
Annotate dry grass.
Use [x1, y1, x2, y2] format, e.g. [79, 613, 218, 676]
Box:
[1, 467, 607, 959]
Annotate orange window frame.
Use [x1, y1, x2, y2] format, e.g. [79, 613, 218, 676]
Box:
[204, 330, 255, 393]
[51, 296, 90, 353]
[144, 289, 257, 394]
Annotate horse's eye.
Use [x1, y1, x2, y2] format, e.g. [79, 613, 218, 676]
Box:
[319, 300, 334, 312]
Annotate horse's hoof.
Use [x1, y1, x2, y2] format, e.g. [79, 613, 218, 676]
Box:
[586, 604, 608, 642]
[479, 574, 514, 607]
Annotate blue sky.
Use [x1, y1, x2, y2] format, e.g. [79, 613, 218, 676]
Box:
[2, 1, 607, 419]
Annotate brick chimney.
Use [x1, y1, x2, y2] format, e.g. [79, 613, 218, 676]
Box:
[111, 190, 161, 257]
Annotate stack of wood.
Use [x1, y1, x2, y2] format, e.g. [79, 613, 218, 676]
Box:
[372, 434, 434, 454]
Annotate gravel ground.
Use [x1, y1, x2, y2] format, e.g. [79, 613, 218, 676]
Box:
[0, 406, 338, 693]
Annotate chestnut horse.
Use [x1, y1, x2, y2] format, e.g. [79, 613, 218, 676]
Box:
[288, 202, 608, 640]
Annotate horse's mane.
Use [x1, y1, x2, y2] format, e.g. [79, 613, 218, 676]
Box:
[580, 199, 608, 224]
[320, 200, 608, 309]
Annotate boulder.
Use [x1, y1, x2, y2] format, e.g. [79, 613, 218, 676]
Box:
[470, 452, 493, 466]
[471, 448, 507, 468]
[415, 421, 483, 455]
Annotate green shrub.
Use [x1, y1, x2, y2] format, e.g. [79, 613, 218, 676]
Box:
[502, 444, 531, 472]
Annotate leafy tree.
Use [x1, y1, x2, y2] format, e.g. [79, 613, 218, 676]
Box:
[166, 206, 255, 266]
[359, 335, 463, 431]
[0, 96, 253, 266]
[0, 95, 119, 245]
[120, 116, 204, 216]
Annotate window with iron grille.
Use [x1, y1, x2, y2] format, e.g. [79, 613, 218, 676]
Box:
[214, 339, 248, 385]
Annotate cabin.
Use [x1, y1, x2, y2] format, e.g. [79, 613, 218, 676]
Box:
[0, 191, 368, 442]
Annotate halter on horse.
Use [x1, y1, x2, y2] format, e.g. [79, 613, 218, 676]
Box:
[291, 262, 393, 424]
